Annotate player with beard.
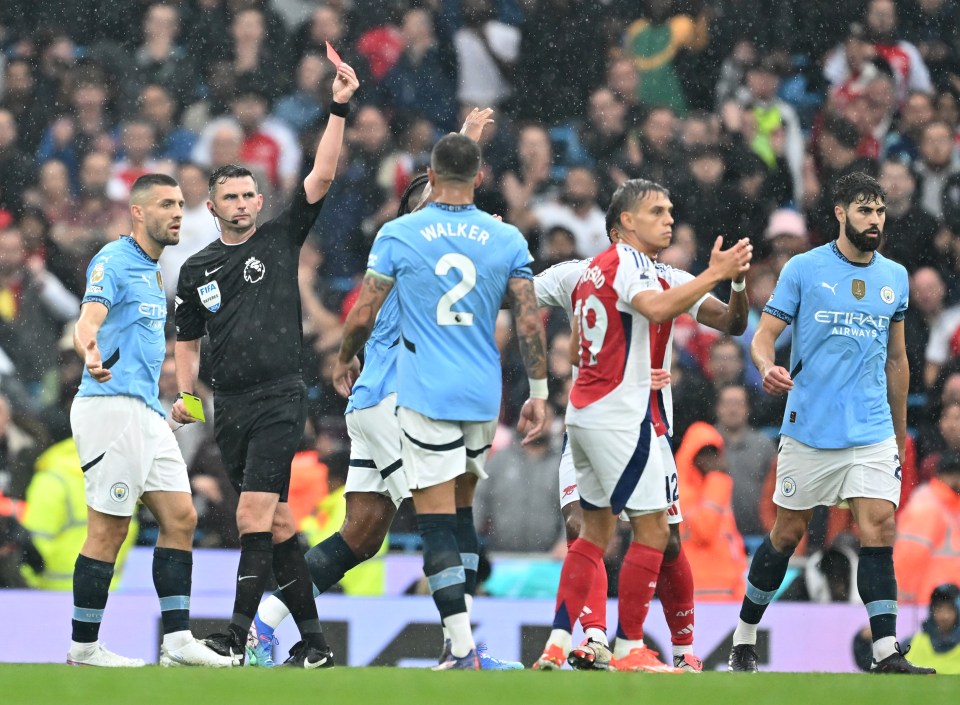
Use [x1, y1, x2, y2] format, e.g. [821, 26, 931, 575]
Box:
[727, 172, 935, 674]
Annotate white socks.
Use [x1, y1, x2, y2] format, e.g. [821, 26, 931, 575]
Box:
[733, 619, 758, 646]
[443, 612, 475, 658]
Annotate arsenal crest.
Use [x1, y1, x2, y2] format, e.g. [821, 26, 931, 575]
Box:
[852, 279, 866, 300]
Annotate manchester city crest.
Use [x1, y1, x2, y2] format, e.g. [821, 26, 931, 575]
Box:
[110, 482, 129, 503]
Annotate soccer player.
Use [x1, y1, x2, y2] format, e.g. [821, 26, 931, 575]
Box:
[68, 174, 233, 668]
[247, 111, 522, 670]
[333, 133, 549, 670]
[172, 64, 359, 668]
[536, 179, 750, 672]
[535, 228, 749, 672]
[727, 172, 935, 674]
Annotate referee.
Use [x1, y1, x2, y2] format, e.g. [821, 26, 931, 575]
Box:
[172, 63, 359, 668]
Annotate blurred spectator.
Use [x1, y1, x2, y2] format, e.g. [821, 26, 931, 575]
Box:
[783, 533, 861, 602]
[907, 267, 957, 394]
[158, 162, 220, 301]
[884, 90, 936, 164]
[0, 226, 79, 395]
[529, 166, 607, 257]
[475, 411, 564, 552]
[0, 109, 35, 219]
[903, 0, 960, 92]
[20, 438, 138, 590]
[500, 123, 560, 234]
[125, 2, 196, 110]
[715, 384, 776, 537]
[894, 450, 960, 604]
[675, 421, 747, 601]
[229, 7, 288, 101]
[902, 583, 960, 674]
[290, 4, 373, 87]
[762, 208, 811, 273]
[915, 120, 960, 219]
[0, 57, 51, 155]
[878, 157, 942, 274]
[0, 392, 40, 501]
[0, 503, 43, 588]
[673, 145, 737, 254]
[379, 8, 457, 132]
[273, 52, 330, 135]
[621, 0, 710, 115]
[454, 0, 521, 110]
[181, 60, 239, 134]
[919, 402, 960, 483]
[634, 106, 682, 189]
[137, 83, 198, 163]
[107, 120, 166, 202]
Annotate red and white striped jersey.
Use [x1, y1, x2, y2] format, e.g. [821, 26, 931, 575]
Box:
[567, 243, 659, 430]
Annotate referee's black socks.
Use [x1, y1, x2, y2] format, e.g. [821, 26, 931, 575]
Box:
[273, 534, 327, 648]
[229, 531, 273, 644]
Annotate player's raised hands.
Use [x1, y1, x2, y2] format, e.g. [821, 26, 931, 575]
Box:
[84, 338, 111, 383]
[460, 107, 495, 142]
[517, 397, 547, 446]
[332, 63, 359, 103]
[332, 355, 361, 398]
[707, 236, 752, 281]
[761, 364, 794, 396]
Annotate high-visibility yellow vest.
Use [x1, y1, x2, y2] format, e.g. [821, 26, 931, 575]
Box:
[906, 631, 960, 675]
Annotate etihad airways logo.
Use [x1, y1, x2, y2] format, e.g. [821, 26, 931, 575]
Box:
[815, 310, 890, 338]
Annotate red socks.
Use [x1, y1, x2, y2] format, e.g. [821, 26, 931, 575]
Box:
[553, 538, 605, 632]
[616, 542, 663, 640]
[658, 545, 695, 645]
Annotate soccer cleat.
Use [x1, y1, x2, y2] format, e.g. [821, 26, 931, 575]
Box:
[246, 622, 277, 667]
[532, 643, 567, 670]
[438, 638, 452, 664]
[871, 643, 936, 674]
[727, 643, 759, 672]
[433, 649, 481, 670]
[477, 643, 524, 670]
[202, 631, 245, 666]
[67, 642, 146, 667]
[567, 638, 612, 671]
[282, 640, 334, 669]
[674, 653, 704, 672]
[160, 638, 238, 667]
[610, 646, 683, 673]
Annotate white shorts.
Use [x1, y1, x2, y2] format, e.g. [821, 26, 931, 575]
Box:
[774, 435, 902, 510]
[345, 393, 410, 506]
[397, 407, 497, 490]
[71, 396, 190, 517]
[567, 422, 669, 516]
[559, 431, 682, 523]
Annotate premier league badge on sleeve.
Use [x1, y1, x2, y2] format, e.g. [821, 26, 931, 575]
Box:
[198, 281, 222, 312]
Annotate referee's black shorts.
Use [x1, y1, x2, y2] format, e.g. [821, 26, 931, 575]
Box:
[213, 375, 307, 501]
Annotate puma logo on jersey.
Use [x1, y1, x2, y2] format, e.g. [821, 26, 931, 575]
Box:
[821, 282, 838, 295]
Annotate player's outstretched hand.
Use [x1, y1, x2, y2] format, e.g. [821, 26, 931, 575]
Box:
[517, 398, 546, 446]
[84, 339, 111, 383]
[460, 107, 495, 142]
[333, 356, 361, 398]
[332, 63, 359, 103]
[650, 368, 671, 391]
[707, 236, 752, 281]
[761, 365, 793, 396]
[171, 399, 198, 425]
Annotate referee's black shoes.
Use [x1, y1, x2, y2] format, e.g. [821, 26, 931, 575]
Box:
[871, 643, 936, 674]
[283, 639, 334, 669]
[727, 643, 759, 672]
[202, 631, 245, 667]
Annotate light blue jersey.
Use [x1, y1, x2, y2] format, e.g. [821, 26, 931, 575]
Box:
[77, 236, 168, 417]
[345, 289, 399, 414]
[367, 202, 533, 421]
[763, 242, 908, 449]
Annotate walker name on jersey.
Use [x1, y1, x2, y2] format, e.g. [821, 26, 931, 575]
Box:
[420, 222, 490, 245]
[814, 310, 890, 338]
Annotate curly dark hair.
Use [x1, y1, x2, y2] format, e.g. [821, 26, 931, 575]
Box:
[831, 171, 886, 208]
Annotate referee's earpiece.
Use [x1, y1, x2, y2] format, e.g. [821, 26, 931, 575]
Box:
[209, 205, 239, 225]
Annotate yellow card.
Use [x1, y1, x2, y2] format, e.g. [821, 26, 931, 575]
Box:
[181, 393, 206, 422]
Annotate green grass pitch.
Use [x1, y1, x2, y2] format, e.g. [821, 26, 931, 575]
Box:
[1, 666, 956, 705]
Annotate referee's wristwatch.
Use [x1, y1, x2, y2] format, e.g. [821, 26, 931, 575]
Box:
[175, 392, 192, 401]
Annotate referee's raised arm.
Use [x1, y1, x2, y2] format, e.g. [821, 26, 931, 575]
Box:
[303, 62, 359, 204]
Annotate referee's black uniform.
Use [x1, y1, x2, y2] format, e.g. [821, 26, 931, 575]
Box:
[175, 183, 325, 499]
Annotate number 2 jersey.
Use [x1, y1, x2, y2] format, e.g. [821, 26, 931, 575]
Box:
[366, 202, 533, 422]
[565, 244, 708, 432]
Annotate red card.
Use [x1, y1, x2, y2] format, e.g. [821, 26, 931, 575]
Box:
[325, 41, 342, 69]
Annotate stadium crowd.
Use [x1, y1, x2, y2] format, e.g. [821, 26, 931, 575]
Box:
[0, 0, 959, 605]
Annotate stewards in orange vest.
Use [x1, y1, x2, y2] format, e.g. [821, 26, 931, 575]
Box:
[894, 451, 960, 604]
[675, 421, 747, 602]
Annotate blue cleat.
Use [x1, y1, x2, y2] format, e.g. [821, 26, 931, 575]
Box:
[477, 643, 524, 670]
[433, 649, 480, 670]
[246, 617, 277, 668]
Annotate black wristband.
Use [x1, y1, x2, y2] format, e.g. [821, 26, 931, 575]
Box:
[175, 392, 192, 401]
[329, 101, 350, 118]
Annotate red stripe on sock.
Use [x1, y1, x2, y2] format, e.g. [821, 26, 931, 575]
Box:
[617, 542, 663, 641]
[658, 546, 695, 646]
